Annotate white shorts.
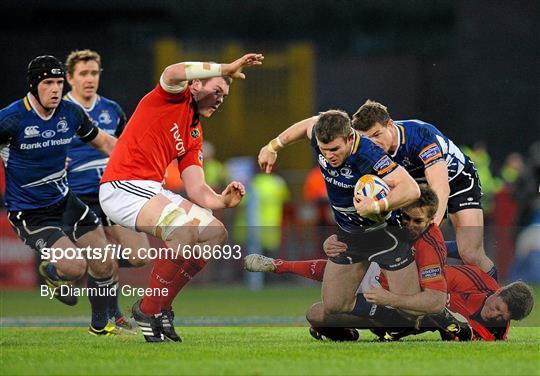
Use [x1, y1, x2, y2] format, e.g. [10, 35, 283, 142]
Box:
[99, 180, 185, 230]
[356, 262, 382, 294]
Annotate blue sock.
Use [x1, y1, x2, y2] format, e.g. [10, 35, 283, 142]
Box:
[487, 266, 498, 281]
[45, 263, 61, 281]
[108, 281, 123, 320]
[445, 241, 461, 260]
[87, 275, 115, 330]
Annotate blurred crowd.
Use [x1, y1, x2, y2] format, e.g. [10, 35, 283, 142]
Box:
[1, 140, 538, 283]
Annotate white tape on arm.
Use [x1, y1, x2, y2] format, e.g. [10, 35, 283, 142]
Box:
[159, 74, 187, 94]
[184, 62, 222, 81]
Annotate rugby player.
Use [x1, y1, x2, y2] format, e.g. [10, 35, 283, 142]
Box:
[369, 265, 534, 341]
[65, 49, 150, 330]
[258, 110, 423, 327]
[246, 185, 472, 340]
[0, 55, 120, 335]
[352, 100, 497, 279]
[99, 53, 264, 342]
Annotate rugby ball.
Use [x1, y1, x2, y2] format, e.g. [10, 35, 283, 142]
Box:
[354, 174, 390, 221]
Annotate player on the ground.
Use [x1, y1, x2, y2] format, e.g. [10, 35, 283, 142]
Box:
[442, 265, 533, 340]
[0, 55, 120, 336]
[64, 49, 149, 330]
[246, 189, 534, 341]
[258, 110, 425, 328]
[99, 53, 264, 342]
[247, 185, 471, 340]
[369, 265, 534, 341]
[352, 100, 496, 279]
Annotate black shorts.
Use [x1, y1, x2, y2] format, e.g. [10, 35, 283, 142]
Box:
[448, 160, 483, 213]
[7, 190, 100, 253]
[329, 223, 414, 271]
[77, 193, 113, 226]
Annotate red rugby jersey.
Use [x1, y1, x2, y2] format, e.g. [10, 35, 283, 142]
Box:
[445, 265, 509, 340]
[379, 224, 447, 293]
[101, 84, 203, 184]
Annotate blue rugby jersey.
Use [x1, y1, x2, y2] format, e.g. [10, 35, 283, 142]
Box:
[391, 120, 469, 184]
[311, 128, 398, 232]
[65, 93, 126, 195]
[0, 95, 97, 211]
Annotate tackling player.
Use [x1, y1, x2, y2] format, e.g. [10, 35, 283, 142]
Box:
[441, 265, 533, 341]
[64, 49, 150, 330]
[246, 185, 471, 340]
[352, 100, 497, 279]
[258, 110, 423, 327]
[0, 55, 120, 335]
[99, 53, 264, 342]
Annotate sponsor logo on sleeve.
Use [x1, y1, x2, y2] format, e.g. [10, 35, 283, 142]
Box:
[419, 143, 443, 165]
[373, 155, 397, 175]
[420, 264, 442, 280]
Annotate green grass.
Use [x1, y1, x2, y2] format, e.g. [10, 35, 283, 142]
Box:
[1, 286, 539, 375]
[1, 327, 539, 375]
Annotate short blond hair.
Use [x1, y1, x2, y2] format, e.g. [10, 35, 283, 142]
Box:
[65, 49, 102, 75]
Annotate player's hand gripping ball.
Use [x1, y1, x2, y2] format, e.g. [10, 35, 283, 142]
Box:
[354, 174, 391, 222]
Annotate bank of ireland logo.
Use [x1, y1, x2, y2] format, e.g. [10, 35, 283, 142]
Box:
[56, 119, 69, 133]
[98, 111, 112, 125]
[41, 130, 56, 138]
[24, 126, 40, 138]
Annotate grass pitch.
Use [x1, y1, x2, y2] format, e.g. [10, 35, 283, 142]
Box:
[1, 285, 539, 375]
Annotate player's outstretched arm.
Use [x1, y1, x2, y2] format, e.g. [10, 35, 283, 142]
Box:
[182, 165, 245, 210]
[258, 116, 318, 173]
[161, 53, 264, 90]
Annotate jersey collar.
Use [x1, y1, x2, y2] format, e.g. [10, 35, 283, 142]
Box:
[67, 92, 98, 112]
[390, 122, 402, 157]
[26, 93, 56, 121]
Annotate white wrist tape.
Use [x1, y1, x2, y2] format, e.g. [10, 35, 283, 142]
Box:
[159, 74, 187, 94]
[184, 62, 222, 81]
[276, 136, 284, 148]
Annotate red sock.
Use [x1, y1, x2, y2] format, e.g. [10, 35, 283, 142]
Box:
[140, 258, 182, 315]
[160, 257, 207, 310]
[274, 259, 327, 281]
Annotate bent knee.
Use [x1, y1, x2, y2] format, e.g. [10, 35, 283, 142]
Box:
[323, 299, 354, 315]
[88, 259, 114, 278]
[60, 260, 87, 280]
[306, 303, 325, 326]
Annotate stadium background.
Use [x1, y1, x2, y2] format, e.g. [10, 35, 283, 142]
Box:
[1, 0, 539, 322]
